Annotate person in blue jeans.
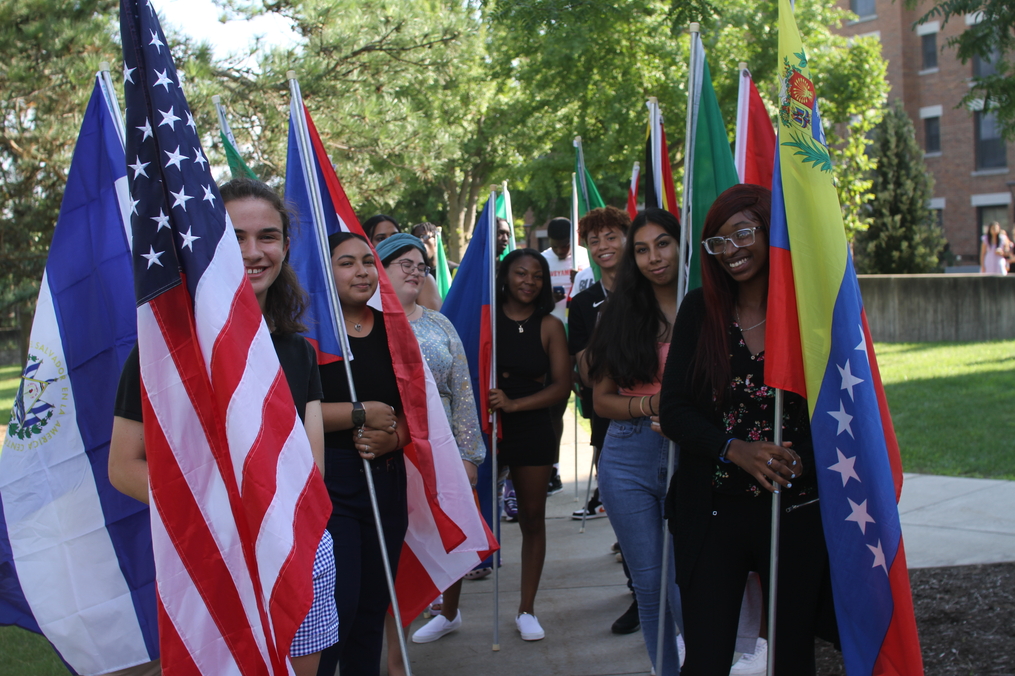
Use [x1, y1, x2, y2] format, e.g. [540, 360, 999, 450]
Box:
[584, 208, 684, 674]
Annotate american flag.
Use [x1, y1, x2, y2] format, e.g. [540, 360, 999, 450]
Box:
[120, 0, 331, 673]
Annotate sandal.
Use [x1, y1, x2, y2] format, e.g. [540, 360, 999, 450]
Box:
[463, 566, 492, 580]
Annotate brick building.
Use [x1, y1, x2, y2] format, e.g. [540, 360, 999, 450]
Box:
[836, 0, 1014, 266]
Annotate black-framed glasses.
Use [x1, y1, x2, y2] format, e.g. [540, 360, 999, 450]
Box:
[702, 227, 759, 255]
[395, 259, 430, 276]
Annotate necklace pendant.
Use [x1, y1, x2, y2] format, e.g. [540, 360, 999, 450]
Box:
[518, 326, 524, 333]
[354, 323, 362, 332]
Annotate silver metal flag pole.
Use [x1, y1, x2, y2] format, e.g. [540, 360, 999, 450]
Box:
[287, 71, 413, 676]
[212, 94, 238, 147]
[768, 389, 784, 675]
[487, 186, 501, 652]
[98, 63, 126, 148]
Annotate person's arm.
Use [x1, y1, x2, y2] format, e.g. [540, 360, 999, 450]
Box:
[489, 315, 571, 413]
[658, 290, 798, 491]
[304, 400, 324, 475]
[321, 400, 396, 433]
[981, 239, 987, 271]
[592, 376, 659, 420]
[444, 321, 486, 467]
[418, 275, 443, 312]
[108, 416, 150, 504]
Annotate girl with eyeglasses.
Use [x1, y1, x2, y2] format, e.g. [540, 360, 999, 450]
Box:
[374, 234, 484, 665]
[659, 184, 834, 674]
[583, 208, 685, 674]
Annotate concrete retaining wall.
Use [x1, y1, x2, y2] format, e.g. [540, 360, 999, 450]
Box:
[857, 274, 1015, 342]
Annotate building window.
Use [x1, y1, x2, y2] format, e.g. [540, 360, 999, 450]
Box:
[850, 0, 876, 19]
[921, 33, 938, 70]
[924, 117, 941, 153]
[975, 111, 1007, 169]
[973, 48, 1000, 78]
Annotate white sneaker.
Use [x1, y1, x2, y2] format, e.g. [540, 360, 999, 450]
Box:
[729, 637, 768, 675]
[678, 633, 686, 667]
[515, 612, 545, 641]
[411, 610, 462, 643]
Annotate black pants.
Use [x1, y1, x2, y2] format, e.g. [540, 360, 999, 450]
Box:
[316, 449, 408, 676]
[680, 492, 835, 676]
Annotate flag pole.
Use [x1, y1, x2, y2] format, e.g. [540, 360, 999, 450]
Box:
[487, 185, 502, 652]
[570, 169, 581, 501]
[677, 22, 701, 307]
[734, 62, 750, 184]
[768, 389, 784, 675]
[502, 180, 516, 253]
[212, 94, 238, 147]
[97, 62, 126, 148]
[287, 71, 413, 676]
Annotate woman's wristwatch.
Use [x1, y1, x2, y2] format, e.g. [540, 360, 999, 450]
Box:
[719, 438, 735, 464]
[351, 401, 366, 428]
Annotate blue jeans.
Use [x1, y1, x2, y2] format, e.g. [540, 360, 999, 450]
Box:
[598, 416, 683, 675]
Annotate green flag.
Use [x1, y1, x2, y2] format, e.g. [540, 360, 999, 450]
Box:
[495, 184, 517, 261]
[221, 131, 257, 180]
[685, 42, 739, 291]
[573, 138, 606, 280]
[434, 229, 453, 298]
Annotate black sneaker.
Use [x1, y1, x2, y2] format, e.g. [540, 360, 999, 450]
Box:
[611, 599, 640, 635]
[547, 472, 564, 496]
[570, 498, 607, 520]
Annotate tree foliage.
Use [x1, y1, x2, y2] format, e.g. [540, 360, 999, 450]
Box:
[856, 101, 946, 274]
[908, 0, 1015, 140]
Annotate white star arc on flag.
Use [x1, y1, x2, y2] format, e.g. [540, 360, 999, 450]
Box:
[838, 359, 864, 401]
[128, 156, 150, 180]
[153, 68, 174, 92]
[151, 209, 171, 232]
[123, 63, 136, 84]
[867, 539, 888, 575]
[170, 186, 193, 211]
[149, 30, 164, 53]
[137, 119, 153, 142]
[845, 498, 876, 535]
[193, 148, 208, 170]
[827, 448, 860, 487]
[164, 146, 187, 170]
[202, 185, 217, 207]
[179, 228, 201, 252]
[158, 107, 181, 130]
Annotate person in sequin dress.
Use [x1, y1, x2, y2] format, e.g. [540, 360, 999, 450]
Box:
[376, 234, 486, 666]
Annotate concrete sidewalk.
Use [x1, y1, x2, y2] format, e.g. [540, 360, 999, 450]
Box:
[395, 418, 1015, 675]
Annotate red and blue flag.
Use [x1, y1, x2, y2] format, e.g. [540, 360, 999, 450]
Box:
[765, 1, 923, 673]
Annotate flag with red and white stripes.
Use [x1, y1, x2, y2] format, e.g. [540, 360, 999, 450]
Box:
[734, 65, 777, 190]
[627, 161, 641, 219]
[285, 93, 498, 626]
[120, 1, 331, 673]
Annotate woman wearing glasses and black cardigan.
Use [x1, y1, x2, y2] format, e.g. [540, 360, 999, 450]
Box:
[658, 184, 836, 675]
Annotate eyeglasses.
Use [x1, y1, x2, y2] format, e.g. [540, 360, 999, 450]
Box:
[417, 233, 435, 243]
[702, 227, 759, 255]
[395, 259, 430, 276]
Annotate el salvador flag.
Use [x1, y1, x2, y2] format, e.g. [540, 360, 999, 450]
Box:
[0, 75, 157, 675]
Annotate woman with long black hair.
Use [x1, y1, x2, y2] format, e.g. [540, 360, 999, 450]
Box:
[584, 208, 684, 674]
[659, 184, 834, 674]
[489, 248, 570, 641]
[315, 231, 408, 676]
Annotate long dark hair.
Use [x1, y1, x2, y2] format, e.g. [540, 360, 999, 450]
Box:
[496, 249, 555, 317]
[585, 208, 680, 389]
[362, 214, 400, 241]
[220, 178, 308, 335]
[695, 184, 772, 405]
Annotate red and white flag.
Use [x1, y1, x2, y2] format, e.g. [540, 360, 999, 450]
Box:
[627, 161, 641, 219]
[285, 88, 499, 626]
[734, 65, 777, 189]
[120, 1, 331, 673]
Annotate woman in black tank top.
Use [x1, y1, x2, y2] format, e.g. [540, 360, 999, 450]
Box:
[488, 249, 570, 641]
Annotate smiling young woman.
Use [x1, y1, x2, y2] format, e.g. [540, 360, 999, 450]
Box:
[583, 208, 684, 674]
[659, 184, 835, 674]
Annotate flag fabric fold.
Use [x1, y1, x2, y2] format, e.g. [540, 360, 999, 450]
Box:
[214, 97, 257, 181]
[285, 98, 497, 626]
[766, 1, 923, 673]
[441, 196, 498, 553]
[573, 138, 605, 280]
[683, 34, 739, 293]
[0, 74, 157, 676]
[434, 230, 453, 298]
[734, 66, 777, 190]
[119, 2, 331, 672]
[643, 99, 680, 216]
[627, 161, 641, 219]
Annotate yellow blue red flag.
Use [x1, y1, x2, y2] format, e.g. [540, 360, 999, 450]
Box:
[765, 1, 924, 673]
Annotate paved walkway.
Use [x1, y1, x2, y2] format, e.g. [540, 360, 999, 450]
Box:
[393, 416, 1015, 676]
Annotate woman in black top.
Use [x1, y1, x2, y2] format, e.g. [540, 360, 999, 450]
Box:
[109, 178, 337, 676]
[658, 184, 834, 675]
[315, 231, 408, 676]
[489, 248, 570, 641]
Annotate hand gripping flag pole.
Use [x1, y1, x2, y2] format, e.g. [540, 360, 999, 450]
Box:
[286, 71, 413, 676]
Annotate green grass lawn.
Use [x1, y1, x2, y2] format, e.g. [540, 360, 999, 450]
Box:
[0, 364, 22, 426]
[875, 340, 1015, 480]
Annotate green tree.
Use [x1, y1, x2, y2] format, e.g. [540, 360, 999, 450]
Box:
[907, 0, 1015, 140]
[855, 101, 946, 274]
